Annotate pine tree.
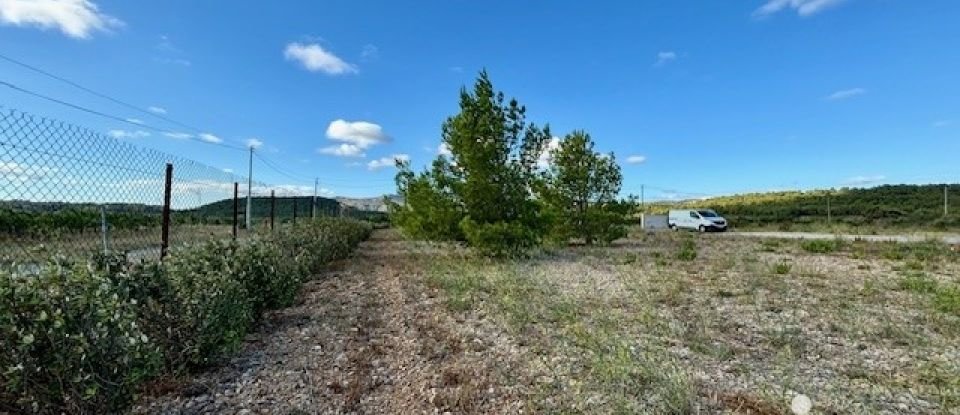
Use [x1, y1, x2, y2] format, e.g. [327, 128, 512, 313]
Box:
[540, 131, 626, 245]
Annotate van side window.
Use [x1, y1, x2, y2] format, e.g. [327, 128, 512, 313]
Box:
[689, 211, 699, 218]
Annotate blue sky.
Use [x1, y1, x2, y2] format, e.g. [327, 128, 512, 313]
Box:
[1, 0, 958, 200]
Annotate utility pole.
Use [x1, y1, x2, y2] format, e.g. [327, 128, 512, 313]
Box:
[640, 184, 645, 212]
[246, 146, 254, 230]
[313, 178, 318, 219]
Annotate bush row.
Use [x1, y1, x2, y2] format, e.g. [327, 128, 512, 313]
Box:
[0, 218, 371, 414]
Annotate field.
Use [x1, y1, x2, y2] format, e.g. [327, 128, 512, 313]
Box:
[135, 228, 960, 414]
[0, 224, 245, 264]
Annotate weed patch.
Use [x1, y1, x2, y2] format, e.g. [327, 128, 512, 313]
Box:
[801, 238, 842, 254]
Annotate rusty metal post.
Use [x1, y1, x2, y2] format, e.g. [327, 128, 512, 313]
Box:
[232, 182, 239, 240]
[161, 163, 173, 259]
[270, 190, 276, 231]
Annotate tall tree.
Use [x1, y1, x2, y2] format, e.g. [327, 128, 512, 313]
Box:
[391, 71, 552, 255]
[540, 131, 626, 245]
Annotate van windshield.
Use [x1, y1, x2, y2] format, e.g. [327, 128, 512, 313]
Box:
[697, 210, 718, 217]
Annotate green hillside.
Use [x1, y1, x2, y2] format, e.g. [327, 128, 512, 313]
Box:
[187, 196, 340, 221]
[649, 184, 960, 231]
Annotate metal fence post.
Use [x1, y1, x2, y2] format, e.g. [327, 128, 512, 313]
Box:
[161, 163, 173, 259]
[270, 190, 276, 231]
[233, 182, 239, 241]
[293, 198, 298, 225]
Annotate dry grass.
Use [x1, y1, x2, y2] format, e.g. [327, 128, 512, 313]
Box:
[424, 229, 960, 414]
[131, 229, 959, 414]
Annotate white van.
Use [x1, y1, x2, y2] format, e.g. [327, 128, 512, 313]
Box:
[668, 209, 728, 232]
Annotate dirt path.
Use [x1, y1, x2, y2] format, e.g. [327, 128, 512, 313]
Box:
[132, 230, 526, 414]
[725, 231, 960, 244]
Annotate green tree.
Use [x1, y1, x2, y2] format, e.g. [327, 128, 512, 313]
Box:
[389, 158, 463, 241]
[539, 131, 626, 245]
[390, 70, 552, 255]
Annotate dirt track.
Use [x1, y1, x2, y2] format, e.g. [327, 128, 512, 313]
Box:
[725, 231, 960, 244]
[132, 230, 526, 414]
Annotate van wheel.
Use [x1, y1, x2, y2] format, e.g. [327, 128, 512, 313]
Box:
[698, 225, 706, 233]
[670, 224, 677, 231]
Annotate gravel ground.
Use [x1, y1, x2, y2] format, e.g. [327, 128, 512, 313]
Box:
[131, 231, 529, 414]
[132, 229, 960, 414]
[724, 231, 960, 245]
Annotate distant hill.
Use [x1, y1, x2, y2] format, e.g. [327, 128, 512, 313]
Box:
[189, 196, 341, 219]
[336, 195, 402, 213]
[648, 184, 960, 230]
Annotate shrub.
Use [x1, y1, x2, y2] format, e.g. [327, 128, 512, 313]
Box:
[235, 239, 299, 315]
[161, 241, 254, 367]
[898, 272, 938, 294]
[801, 239, 841, 254]
[0, 218, 372, 413]
[934, 286, 960, 315]
[675, 238, 698, 261]
[0, 261, 161, 413]
[276, 218, 372, 271]
[773, 262, 792, 275]
[461, 217, 539, 257]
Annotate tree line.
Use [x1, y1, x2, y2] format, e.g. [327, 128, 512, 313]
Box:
[0, 196, 353, 238]
[651, 184, 960, 230]
[389, 71, 632, 255]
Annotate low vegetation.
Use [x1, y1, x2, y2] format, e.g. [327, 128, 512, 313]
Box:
[651, 184, 960, 231]
[419, 231, 960, 413]
[0, 218, 371, 414]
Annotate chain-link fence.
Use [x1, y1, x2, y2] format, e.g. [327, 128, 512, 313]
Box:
[0, 108, 338, 268]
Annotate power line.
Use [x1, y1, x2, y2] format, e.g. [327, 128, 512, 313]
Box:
[0, 79, 246, 151]
[254, 151, 395, 189]
[0, 51, 206, 134]
[253, 151, 313, 184]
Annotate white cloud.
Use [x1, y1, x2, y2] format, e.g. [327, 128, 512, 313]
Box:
[626, 155, 647, 164]
[933, 120, 952, 128]
[844, 175, 886, 186]
[0, 0, 122, 39]
[284, 42, 357, 75]
[437, 142, 452, 157]
[655, 51, 677, 66]
[319, 119, 389, 157]
[163, 132, 193, 140]
[108, 129, 150, 139]
[318, 143, 365, 158]
[245, 138, 263, 149]
[148, 106, 167, 115]
[753, 0, 847, 18]
[125, 118, 143, 124]
[367, 154, 410, 171]
[361, 44, 379, 60]
[222, 168, 234, 174]
[537, 136, 562, 169]
[0, 161, 57, 181]
[825, 87, 866, 101]
[198, 133, 222, 144]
